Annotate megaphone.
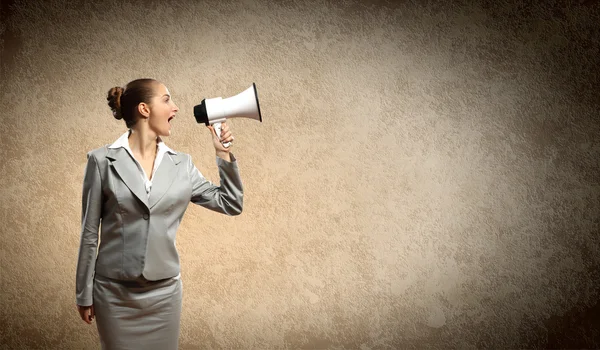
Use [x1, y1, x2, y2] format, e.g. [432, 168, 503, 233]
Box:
[194, 83, 262, 148]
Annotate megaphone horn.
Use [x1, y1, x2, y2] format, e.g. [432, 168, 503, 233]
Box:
[194, 83, 263, 148]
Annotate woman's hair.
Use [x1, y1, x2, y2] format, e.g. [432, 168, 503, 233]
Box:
[107, 78, 159, 128]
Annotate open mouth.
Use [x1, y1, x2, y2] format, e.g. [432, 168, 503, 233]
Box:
[168, 116, 174, 123]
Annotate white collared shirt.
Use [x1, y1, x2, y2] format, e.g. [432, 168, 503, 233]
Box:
[107, 129, 181, 280]
[107, 129, 177, 197]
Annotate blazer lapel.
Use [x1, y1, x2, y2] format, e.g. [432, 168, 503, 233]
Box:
[106, 148, 182, 211]
[148, 153, 182, 210]
[107, 148, 149, 209]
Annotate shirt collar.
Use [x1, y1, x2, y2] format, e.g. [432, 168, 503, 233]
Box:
[108, 129, 177, 154]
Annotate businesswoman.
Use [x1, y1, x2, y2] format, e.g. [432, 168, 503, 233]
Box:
[75, 78, 243, 349]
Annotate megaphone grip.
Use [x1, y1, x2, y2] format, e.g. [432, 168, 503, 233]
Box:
[213, 122, 231, 148]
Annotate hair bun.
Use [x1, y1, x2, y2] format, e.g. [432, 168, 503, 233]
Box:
[107, 86, 124, 120]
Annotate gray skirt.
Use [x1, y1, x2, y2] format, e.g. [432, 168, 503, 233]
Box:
[93, 273, 183, 350]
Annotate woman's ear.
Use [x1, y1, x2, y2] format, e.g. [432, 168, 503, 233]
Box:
[138, 103, 151, 118]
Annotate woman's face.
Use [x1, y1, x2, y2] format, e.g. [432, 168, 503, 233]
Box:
[148, 83, 179, 137]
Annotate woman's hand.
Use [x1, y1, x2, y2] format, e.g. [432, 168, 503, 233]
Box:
[77, 304, 95, 324]
[207, 121, 234, 160]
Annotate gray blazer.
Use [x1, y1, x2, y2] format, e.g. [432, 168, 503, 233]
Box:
[75, 146, 243, 306]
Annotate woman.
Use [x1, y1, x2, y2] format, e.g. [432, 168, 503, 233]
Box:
[75, 78, 243, 349]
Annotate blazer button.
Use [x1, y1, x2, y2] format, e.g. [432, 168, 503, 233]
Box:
[143, 213, 149, 220]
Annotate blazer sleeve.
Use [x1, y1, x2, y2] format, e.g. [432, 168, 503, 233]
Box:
[75, 152, 102, 306]
[188, 153, 243, 216]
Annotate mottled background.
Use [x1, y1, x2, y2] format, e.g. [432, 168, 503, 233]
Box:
[1, 0, 599, 348]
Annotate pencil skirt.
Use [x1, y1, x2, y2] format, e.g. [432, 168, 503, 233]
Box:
[93, 273, 183, 350]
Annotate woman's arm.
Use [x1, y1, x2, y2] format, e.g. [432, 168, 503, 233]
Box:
[187, 153, 243, 216]
[75, 152, 102, 307]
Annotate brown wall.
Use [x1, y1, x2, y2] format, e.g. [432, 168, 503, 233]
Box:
[1, 0, 599, 348]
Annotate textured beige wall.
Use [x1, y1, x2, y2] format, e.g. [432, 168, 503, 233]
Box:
[1, 0, 599, 348]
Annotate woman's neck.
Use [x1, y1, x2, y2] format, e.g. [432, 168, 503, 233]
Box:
[128, 128, 157, 160]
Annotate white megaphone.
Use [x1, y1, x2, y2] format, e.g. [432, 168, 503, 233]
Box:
[194, 83, 262, 148]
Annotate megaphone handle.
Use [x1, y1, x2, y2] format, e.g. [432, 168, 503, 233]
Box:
[213, 122, 231, 148]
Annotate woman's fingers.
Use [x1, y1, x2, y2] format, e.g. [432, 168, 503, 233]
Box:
[220, 130, 233, 141]
[206, 123, 234, 148]
[77, 305, 93, 324]
[220, 122, 232, 139]
[207, 125, 226, 139]
[87, 309, 93, 324]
